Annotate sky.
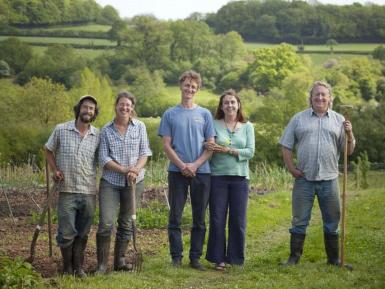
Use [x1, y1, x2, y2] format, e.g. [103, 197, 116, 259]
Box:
[95, 0, 385, 20]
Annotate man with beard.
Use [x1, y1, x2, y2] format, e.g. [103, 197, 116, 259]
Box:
[45, 95, 100, 277]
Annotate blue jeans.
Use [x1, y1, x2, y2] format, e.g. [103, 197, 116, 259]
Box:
[97, 178, 144, 240]
[56, 192, 96, 248]
[290, 177, 340, 235]
[206, 176, 249, 265]
[167, 172, 210, 260]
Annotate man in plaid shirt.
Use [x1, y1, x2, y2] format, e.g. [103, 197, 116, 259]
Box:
[45, 95, 99, 277]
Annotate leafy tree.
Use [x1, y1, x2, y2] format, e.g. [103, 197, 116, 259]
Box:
[326, 39, 338, 54]
[18, 44, 86, 88]
[23, 77, 70, 127]
[99, 4, 120, 24]
[246, 44, 300, 93]
[119, 16, 171, 72]
[0, 60, 10, 77]
[108, 19, 127, 46]
[0, 37, 33, 74]
[130, 67, 168, 117]
[372, 45, 385, 61]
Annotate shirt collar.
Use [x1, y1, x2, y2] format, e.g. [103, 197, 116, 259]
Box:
[310, 108, 330, 117]
[69, 120, 97, 135]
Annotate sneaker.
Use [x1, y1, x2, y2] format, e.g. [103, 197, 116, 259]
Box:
[189, 259, 205, 271]
[172, 258, 182, 267]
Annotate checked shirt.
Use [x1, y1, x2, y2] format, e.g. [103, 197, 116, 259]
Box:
[99, 118, 152, 186]
[45, 120, 100, 195]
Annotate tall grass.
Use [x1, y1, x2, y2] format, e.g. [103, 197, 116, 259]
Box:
[0, 162, 45, 190]
[250, 161, 292, 192]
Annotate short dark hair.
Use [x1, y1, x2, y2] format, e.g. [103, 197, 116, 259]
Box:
[178, 70, 202, 89]
[214, 89, 246, 123]
[73, 96, 98, 122]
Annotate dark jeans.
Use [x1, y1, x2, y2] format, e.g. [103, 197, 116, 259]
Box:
[56, 192, 96, 248]
[290, 177, 340, 235]
[167, 172, 210, 260]
[97, 178, 144, 240]
[206, 176, 249, 265]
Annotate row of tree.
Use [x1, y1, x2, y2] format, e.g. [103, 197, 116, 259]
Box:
[202, 0, 385, 43]
[0, 0, 120, 26]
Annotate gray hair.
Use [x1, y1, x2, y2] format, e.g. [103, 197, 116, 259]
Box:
[308, 80, 333, 109]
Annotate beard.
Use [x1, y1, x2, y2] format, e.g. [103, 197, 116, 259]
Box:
[79, 113, 93, 123]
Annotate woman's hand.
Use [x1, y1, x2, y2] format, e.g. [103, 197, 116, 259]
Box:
[204, 142, 229, 153]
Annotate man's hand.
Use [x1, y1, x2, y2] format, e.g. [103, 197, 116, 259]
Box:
[343, 120, 353, 133]
[53, 170, 64, 181]
[289, 168, 304, 179]
[180, 163, 196, 178]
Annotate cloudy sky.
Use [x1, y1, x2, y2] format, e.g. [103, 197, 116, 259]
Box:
[95, 0, 385, 20]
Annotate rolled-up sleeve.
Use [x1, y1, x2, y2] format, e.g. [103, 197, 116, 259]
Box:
[99, 128, 112, 168]
[45, 125, 59, 152]
[279, 116, 297, 150]
[139, 122, 152, 157]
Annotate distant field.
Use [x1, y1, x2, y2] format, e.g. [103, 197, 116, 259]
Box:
[19, 24, 111, 32]
[303, 53, 370, 66]
[245, 42, 384, 52]
[0, 35, 116, 46]
[31, 45, 112, 59]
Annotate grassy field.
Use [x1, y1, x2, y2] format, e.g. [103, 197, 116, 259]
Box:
[245, 42, 384, 52]
[0, 35, 116, 46]
[54, 171, 385, 289]
[30, 45, 112, 58]
[301, 53, 369, 66]
[19, 24, 111, 32]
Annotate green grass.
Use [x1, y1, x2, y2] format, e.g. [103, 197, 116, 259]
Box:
[245, 42, 384, 52]
[30, 45, 112, 58]
[303, 53, 369, 66]
[56, 171, 385, 289]
[19, 24, 111, 32]
[0, 36, 116, 46]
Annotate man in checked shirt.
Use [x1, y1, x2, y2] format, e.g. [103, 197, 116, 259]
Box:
[279, 81, 355, 266]
[45, 95, 99, 277]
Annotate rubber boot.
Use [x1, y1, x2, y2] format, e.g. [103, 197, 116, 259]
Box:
[284, 233, 306, 265]
[324, 233, 339, 265]
[96, 235, 111, 274]
[60, 245, 73, 275]
[324, 233, 354, 270]
[114, 238, 132, 271]
[72, 236, 88, 278]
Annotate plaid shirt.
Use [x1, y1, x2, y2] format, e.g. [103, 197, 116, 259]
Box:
[279, 108, 345, 181]
[99, 118, 152, 187]
[45, 120, 100, 194]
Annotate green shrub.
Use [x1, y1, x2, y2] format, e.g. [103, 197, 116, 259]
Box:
[137, 201, 193, 229]
[0, 255, 46, 289]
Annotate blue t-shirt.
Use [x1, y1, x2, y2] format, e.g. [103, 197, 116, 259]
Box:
[158, 104, 215, 173]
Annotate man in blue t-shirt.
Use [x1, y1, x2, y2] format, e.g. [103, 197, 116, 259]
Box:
[158, 70, 215, 270]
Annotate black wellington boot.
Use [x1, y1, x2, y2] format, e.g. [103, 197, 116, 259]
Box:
[114, 238, 132, 271]
[60, 245, 73, 275]
[72, 236, 88, 278]
[284, 233, 306, 265]
[95, 235, 111, 275]
[324, 233, 353, 270]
